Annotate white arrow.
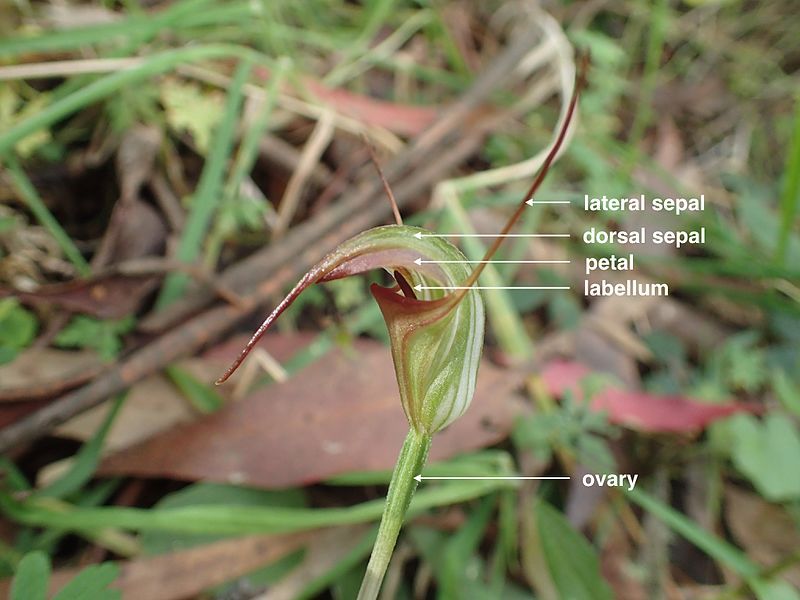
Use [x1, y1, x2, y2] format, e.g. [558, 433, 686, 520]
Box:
[413, 258, 570, 266]
[413, 232, 569, 239]
[413, 284, 570, 291]
[414, 475, 570, 482]
[525, 199, 572, 206]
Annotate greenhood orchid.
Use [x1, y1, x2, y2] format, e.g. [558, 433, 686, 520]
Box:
[217, 54, 585, 600]
[217, 225, 484, 435]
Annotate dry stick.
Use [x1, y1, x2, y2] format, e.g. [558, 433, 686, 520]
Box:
[363, 134, 403, 226]
[0, 58, 143, 81]
[0, 32, 540, 453]
[259, 133, 333, 187]
[272, 109, 336, 238]
[113, 258, 246, 308]
[310, 146, 370, 214]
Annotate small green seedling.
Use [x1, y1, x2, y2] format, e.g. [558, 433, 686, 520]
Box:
[217, 57, 586, 599]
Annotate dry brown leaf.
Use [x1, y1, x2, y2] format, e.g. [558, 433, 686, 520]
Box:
[4, 272, 160, 320]
[0, 348, 104, 403]
[0, 531, 314, 600]
[108, 199, 167, 263]
[91, 197, 167, 270]
[255, 525, 372, 600]
[654, 117, 685, 172]
[54, 333, 319, 455]
[299, 76, 439, 136]
[725, 486, 800, 588]
[99, 336, 528, 488]
[40, 358, 216, 487]
[0, 348, 104, 402]
[54, 358, 221, 452]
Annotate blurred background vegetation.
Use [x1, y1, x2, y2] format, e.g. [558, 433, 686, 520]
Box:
[0, 0, 798, 598]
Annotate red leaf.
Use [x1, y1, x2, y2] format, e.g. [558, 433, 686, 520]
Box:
[300, 77, 438, 136]
[250, 66, 439, 136]
[540, 360, 758, 433]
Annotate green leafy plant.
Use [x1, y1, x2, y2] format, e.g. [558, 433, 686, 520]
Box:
[524, 499, 613, 599]
[513, 385, 618, 473]
[165, 365, 224, 414]
[719, 412, 800, 502]
[54, 315, 135, 361]
[0, 298, 37, 364]
[216, 57, 586, 599]
[10, 551, 119, 600]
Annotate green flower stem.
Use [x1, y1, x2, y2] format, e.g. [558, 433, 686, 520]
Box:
[358, 428, 432, 600]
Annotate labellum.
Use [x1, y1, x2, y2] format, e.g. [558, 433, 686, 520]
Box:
[217, 54, 586, 600]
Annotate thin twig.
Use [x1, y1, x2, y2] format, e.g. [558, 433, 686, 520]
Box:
[113, 258, 247, 308]
[363, 133, 403, 225]
[272, 109, 336, 238]
[149, 173, 186, 231]
[258, 133, 332, 187]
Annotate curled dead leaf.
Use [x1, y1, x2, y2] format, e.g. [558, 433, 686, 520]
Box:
[0, 348, 104, 403]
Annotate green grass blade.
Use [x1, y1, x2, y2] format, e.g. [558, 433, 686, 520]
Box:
[224, 57, 290, 202]
[156, 57, 254, 307]
[1, 478, 512, 536]
[297, 526, 378, 600]
[52, 562, 119, 600]
[0, 0, 237, 58]
[534, 499, 613, 600]
[438, 495, 496, 597]
[623, 0, 669, 178]
[204, 56, 290, 267]
[325, 0, 397, 85]
[625, 487, 760, 579]
[164, 366, 223, 414]
[0, 457, 31, 492]
[777, 96, 800, 262]
[34, 396, 125, 499]
[4, 155, 91, 276]
[441, 192, 534, 361]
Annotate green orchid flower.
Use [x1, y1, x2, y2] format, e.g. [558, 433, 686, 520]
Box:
[217, 54, 585, 600]
[217, 224, 484, 436]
